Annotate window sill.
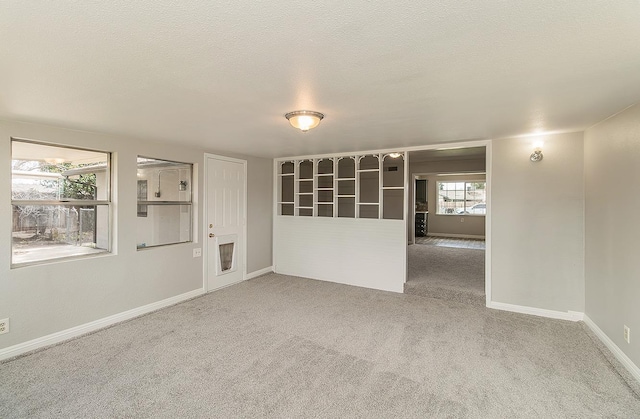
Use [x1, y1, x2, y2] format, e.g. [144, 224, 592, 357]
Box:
[136, 241, 192, 251]
[11, 248, 112, 269]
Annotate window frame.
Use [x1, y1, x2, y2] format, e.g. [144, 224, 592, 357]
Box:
[10, 138, 113, 267]
[436, 180, 486, 216]
[136, 156, 193, 250]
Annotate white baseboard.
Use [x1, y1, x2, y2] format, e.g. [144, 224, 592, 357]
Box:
[487, 301, 584, 322]
[245, 266, 273, 280]
[583, 315, 640, 384]
[0, 288, 205, 362]
[427, 233, 486, 239]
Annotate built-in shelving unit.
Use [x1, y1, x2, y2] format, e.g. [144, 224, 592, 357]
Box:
[278, 152, 405, 219]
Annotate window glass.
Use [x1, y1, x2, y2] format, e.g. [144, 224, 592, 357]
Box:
[437, 181, 486, 215]
[11, 139, 111, 265]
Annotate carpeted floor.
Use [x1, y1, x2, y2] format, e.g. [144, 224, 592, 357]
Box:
[1, 274, 639, 418]
[414, 236, 486, 250]
[406, 244, 485, 306]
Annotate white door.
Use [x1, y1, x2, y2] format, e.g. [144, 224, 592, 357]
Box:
[206, 155, 246, 291]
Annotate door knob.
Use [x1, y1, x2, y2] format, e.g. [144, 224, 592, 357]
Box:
[209, 233, 215, 238]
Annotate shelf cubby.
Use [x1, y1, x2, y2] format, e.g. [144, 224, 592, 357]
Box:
[338, 197, 355, 218]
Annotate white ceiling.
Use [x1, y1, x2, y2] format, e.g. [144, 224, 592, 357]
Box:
[1, 1, 639, 158]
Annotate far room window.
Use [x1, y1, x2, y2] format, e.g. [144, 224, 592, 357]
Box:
[11, 139, 111, 266]
[436, 181, 486, 215]
[136, 157, 192, 249]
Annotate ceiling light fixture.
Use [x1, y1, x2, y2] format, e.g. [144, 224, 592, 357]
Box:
[285, 110, 324, 132]
[388, 153, 402, 158]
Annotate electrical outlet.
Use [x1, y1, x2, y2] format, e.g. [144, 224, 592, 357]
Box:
[460, 217, 464, 222]
[624, 325, 630, 344]
[193, 248, 202, 258]
[0, 318, 9, 335]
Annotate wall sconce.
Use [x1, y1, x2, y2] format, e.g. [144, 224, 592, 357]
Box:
[179, 180, 188, 191]
[530, 142, 544, 162]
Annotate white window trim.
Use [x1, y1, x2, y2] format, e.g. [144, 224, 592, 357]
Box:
[10, 138, 113, 268]
[135, 156, 194, 250]
[436, 179, 487, 216]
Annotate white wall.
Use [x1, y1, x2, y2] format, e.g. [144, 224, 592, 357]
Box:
[274, 217, 406, 293]
[584, 104, 640, 368]
[246, 156, 273, 272]
[0, 120, 272, 352]
[410, 158, 486, 175]
[491, 132, 585, 312]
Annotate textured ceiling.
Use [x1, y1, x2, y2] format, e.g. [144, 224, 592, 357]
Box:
[1, 1, 639, 158]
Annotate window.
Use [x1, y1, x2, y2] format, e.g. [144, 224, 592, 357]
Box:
[436, 181, 486, 215]
[136, 157, 192, 248]
[11, 139, 111, 266]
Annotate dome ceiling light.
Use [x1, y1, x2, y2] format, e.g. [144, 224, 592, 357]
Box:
[285, 110, 324, 132]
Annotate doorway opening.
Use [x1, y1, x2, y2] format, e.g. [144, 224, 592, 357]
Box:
[405, 146, 487, 306]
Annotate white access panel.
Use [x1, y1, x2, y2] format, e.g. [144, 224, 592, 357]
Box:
[274, 217, 406, 293]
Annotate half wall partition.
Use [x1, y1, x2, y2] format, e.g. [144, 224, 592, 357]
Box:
[274, 152, 407, 293]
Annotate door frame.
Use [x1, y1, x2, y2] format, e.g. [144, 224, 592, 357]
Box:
[404, 141, 491, 306]
[203, 153, 248, 292]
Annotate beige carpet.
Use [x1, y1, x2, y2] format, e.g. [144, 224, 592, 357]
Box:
[414, 236, 486, 250]
[1, 274, 639, 418]
[406, 244, 485, 306]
